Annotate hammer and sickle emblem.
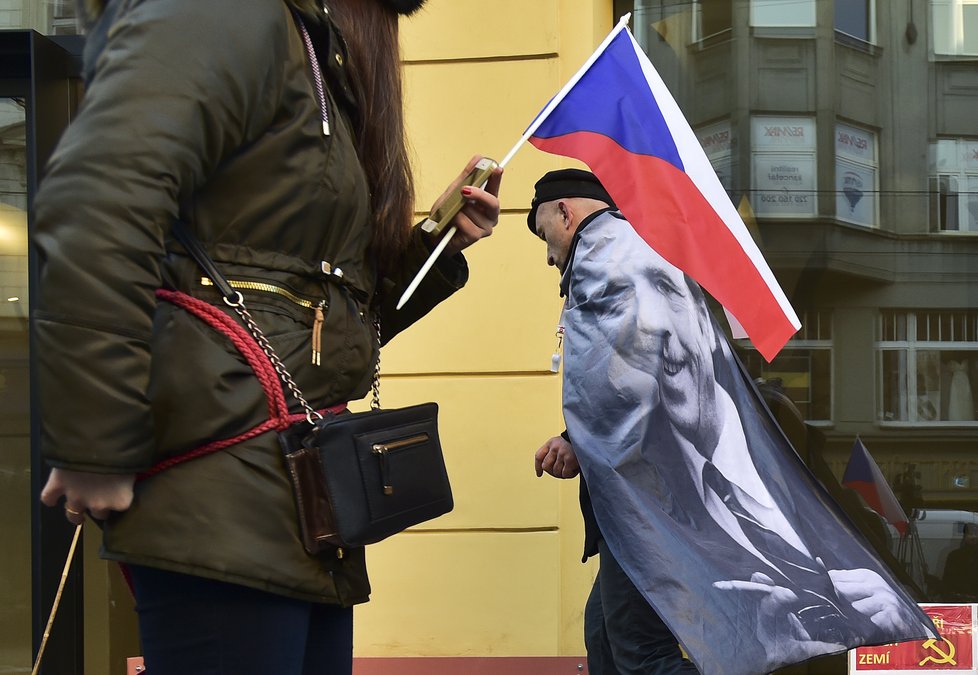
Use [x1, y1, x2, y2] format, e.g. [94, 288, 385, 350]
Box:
[918, 638, 957, 666]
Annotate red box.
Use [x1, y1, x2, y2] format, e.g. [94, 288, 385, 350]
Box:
[850, 605, 976, 673]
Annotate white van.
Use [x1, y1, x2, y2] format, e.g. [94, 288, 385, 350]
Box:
[910, 509, 978, 582]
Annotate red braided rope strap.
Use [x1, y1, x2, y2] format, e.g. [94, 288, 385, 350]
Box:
[139, 289, 346, 480]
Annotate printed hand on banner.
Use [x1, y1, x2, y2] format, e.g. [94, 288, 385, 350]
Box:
[535, 435, 581, 479]
[714, 572, 845, 663]
[827, 566, 932, 636]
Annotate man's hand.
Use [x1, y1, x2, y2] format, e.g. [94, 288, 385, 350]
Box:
[714, 572, 844, 663]
[431, 155, 503, 257]
[829, 567, 923, 634]
[534, 436, 580, 479]
[41, 468, 135, 525]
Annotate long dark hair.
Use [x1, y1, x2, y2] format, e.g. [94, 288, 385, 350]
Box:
[327, 0, 415, 270]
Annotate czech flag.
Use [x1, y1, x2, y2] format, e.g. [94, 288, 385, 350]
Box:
[843, 437, 909, 536]
[525, 17, 799, 361]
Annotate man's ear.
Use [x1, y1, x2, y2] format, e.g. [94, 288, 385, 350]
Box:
[694, 292, 719, 350]
[558, 200, 574, 231]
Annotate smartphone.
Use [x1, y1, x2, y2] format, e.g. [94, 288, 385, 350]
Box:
[420, 157, 499, 237]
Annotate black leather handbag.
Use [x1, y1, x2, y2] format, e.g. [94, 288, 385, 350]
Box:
[172, 221, 454, 553]
[279, 402, 453, 550]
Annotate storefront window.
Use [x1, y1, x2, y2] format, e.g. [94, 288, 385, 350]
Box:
[879, 310, 978, 424]
[0, 0, 78, 34]
[929, 139, 978, 232]
[751, 116, 818, 218]
[932, 0, 978, 56]
[835, 0, 874, 42]
[694, 0, 733, 41]
[738, 311, 833, 423]
[751, 0, 816, 28]
[835, 122, 878, 227]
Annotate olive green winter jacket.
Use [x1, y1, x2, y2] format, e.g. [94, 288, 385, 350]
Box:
[32, 0, 466, 604]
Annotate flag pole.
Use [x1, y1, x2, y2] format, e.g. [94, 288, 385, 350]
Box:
[395, 13, 632, 311]
[31, 523, 83, 675]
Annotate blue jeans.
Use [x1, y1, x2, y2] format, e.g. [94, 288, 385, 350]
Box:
[585, 540, 699, 674]
[128, 565, 353, 675]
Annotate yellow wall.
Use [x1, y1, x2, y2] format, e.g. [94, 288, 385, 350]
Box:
[353, 0, 613, 659]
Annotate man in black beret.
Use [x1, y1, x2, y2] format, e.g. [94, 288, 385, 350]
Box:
[528, 168, 698, 674]
[527, 168, 616, 275]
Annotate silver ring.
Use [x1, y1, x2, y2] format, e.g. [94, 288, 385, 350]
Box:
[222, 291, 244, 308]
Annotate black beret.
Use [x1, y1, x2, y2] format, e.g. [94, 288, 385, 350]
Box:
[527, 168, 615, 233]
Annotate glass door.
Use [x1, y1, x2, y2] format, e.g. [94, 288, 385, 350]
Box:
[0, 95, 32, 674]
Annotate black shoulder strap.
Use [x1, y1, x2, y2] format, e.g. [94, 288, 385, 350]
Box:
[171, 220, 237, 302]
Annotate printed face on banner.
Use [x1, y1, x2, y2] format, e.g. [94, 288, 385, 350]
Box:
[560, 217, 935, 675]
[603, 245, 720, 445]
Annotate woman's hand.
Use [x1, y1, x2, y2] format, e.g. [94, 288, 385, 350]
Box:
[41, 467, 135, 525]
[431, 155, 503, 257]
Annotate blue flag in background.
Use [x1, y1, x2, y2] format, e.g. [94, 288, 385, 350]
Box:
[843, 438, 909, 536]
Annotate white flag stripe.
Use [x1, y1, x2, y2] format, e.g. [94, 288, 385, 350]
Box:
[626, 32, 801, 332]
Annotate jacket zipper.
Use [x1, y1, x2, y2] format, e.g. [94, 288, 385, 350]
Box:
[296, 14, 330, 136]
[200, 277, 326, 365]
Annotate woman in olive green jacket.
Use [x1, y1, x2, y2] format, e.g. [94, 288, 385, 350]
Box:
[33, 0, 501, 672]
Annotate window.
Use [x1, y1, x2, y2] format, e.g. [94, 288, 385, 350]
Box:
[751, 116, 818, 218]
[835, 122, 879, 227]
[49, 0, 78, 35]
[737, 311, 833, 422]
[932, 0, 978, 56]
[835, 0, 875, 42]
[878, 311, 978, 424]
[929, 139, 978, 232]
[694, 0, 733, 41]
[0, 5, 24, 29]
[695, 119, 737, 197]
[751, 0, 816, 27]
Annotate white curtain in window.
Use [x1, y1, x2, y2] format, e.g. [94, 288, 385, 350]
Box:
[947, 359, 975, 420]
[751, 0, 816, 27]
[932, 0, 978, 56]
